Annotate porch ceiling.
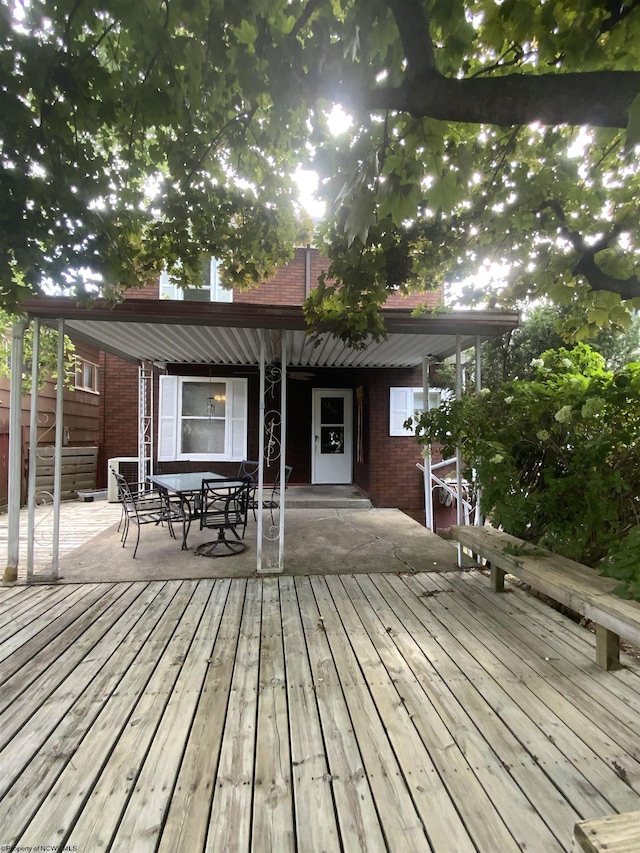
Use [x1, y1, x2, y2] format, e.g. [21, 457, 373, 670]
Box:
[23, 298, 519, 368]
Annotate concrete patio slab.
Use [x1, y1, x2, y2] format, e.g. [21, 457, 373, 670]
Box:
[55, 507, 459, 583]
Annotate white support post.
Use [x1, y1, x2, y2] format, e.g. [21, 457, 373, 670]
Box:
[474, 336, 483, 528]
[455, 335, 465, 565]
[4, 319, 27, 582]
[278, 331, 287, 572]
[26, 318, 40, 580]
[50, 319, 65, 579]
[256, 330, 265, 573]
[422, 356, 433, 531]
[138, 362, 153, 485]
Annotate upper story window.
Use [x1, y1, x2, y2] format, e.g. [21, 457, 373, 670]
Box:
[75, 357, 100, 393]
[159, 257, 233, 303]
[389, 386, 450, 436]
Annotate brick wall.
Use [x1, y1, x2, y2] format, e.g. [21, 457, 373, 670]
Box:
[97, 352, 140, 487]
[133, 247, 444, 310]
[363, 367, 424, 511]
[97, 247, 446, 507]
[234, 248, 310, 305]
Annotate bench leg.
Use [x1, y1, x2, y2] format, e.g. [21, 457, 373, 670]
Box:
[490, 564, 506, 593]
[596, 624, 620, 670]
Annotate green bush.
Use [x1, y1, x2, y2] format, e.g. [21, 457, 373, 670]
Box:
[413, 343, 640, 598]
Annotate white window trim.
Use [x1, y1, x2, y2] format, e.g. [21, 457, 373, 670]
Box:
[75, 356, 100, 394]
[159, 258, 233, 303]
[389, 386, 450, 436]
[158, 375, 247, 462]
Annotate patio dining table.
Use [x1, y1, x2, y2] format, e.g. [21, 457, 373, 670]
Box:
[148, 471, 225, 549]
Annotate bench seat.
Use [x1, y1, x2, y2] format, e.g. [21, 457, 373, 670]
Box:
[574, 808, 640, 852]
[450, 525, 640, 670]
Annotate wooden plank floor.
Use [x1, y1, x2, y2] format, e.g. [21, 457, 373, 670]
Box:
[1, 570, 640, 852]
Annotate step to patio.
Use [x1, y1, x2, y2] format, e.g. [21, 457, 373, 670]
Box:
[284, 485, 372, 509]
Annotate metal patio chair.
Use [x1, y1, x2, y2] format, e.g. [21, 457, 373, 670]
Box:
[237, 460, 293, 524]
[112, 470, 185, 558]
[195, 477, 251, 558]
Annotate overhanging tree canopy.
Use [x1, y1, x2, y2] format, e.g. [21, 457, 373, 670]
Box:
[2, 0, 639, 343]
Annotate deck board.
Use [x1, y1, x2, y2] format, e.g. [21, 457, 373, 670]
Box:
[407, 572, 640, 819]
[1, 571, 640, 852]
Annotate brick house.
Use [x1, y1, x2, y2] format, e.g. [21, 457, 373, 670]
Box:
[83, 246, 517, 519]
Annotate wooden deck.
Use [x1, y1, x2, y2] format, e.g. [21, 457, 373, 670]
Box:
[2, 569, 640, 852]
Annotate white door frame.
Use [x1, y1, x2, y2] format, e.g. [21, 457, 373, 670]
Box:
[311, 388, 353, 484]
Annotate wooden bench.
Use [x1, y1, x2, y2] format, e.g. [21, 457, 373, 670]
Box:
[574, 808, 640, 852]
[450, 525, 640, 671]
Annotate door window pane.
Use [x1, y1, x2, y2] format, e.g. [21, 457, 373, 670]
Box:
[320, 397, 344, 425]
[321, 427, 344, 454]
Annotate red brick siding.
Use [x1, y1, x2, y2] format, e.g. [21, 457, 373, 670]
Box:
[385, 289, 442, 309]
[363, 368, 424, 511]
[97, 352, 140, 487]
[97, 248, 446, 508]
[133, 247, 443, 310]
[235, 248, 308, 305]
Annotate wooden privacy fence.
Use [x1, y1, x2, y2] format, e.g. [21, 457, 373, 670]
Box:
[30, 446, 99, 501]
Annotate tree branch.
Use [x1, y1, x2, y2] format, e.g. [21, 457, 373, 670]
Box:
[385, 0, 437, 75]
[574, 253, 640, 299]
[356, 70, 640, 128]
[290, 0, 327, 39]
[600, 0, 640, 33]
[539, 201, 640, 299]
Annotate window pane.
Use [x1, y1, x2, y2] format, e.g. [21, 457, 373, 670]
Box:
[320, 397, 344, 425]
[182, 382, 226, 417]
[321, 426, 344, 454]
[183, 287, 211, 302]
[182, 420, 225, 454]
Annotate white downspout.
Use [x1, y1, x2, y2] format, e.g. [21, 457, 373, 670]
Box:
[4, 319, 27, 582]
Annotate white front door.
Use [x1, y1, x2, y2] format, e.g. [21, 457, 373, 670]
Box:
[312, 389, 353, 484]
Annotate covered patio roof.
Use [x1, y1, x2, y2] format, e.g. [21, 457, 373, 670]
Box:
[7, 296, 519, 580]
[23, 297, 519, 367]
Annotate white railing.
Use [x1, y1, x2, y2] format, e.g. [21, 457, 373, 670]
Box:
[417, 456, 481, 530]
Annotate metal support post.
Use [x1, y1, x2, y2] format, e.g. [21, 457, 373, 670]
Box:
[422, 356, 433, 531]
[257, 330, 265, 572]
[474, 336, 483, 528]
[138, 362, 154, 484]
[4, 319, 27, 582]
[455, 335, 465, 565]
[26, 318, 40, 580]
[50, 319, 65, 578]
[278, 331, 287, 572]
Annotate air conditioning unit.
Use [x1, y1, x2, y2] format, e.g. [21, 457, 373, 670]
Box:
[107, 457, 140, 502]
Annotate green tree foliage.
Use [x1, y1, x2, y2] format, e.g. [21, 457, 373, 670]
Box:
[413, 344, 640, 597]
[1, 1, 640, 345]
[480, 304, 640, 389]
[0, 0, 309, 310]
[0, 311, 75, 392]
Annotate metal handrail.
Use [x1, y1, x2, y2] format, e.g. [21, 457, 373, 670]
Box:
[417, 457, 477, 528]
